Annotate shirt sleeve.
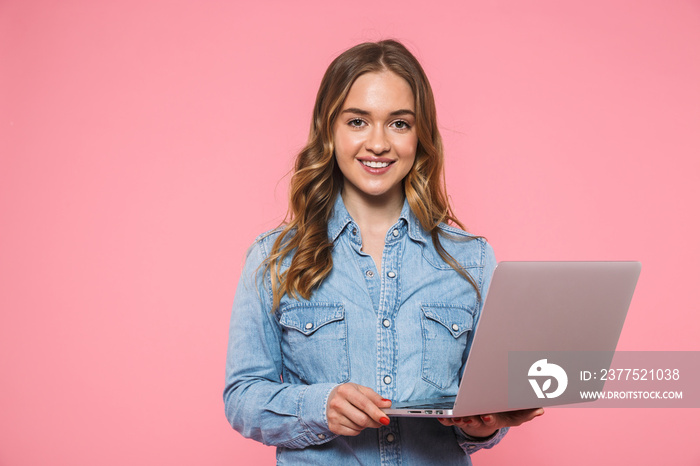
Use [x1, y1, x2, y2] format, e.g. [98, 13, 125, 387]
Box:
[455, 239, 509, 455]
[461, 239, 497, 366]
[223, 240, 339, 448]
[476, 239, 497, 333]
[454, 426, 509, 454]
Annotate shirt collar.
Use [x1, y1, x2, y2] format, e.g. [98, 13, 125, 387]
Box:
[327, 194, 355, 243]
[327, 193, 429, 245]
[402, 199, 430, 245]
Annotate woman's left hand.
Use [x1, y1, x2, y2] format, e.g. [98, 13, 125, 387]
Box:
[437, 408, 544, 438]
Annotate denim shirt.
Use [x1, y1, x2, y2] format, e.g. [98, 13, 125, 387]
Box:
[224, 195, 507, 465]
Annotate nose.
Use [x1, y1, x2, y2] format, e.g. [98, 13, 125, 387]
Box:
[365, 126, 390, 155]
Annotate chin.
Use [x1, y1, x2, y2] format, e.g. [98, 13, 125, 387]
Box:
[359, 186, 401, 200]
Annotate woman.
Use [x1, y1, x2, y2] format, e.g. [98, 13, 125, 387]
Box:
[224, 39, 542, 464]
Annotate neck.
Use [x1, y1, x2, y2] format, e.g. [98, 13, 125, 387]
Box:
[340, 187, 405, 236]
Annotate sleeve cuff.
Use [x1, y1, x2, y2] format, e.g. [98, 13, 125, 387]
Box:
[294, 383, 340, 446]
[455, 426, 509, 455]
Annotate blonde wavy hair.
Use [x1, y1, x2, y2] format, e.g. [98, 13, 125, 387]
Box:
[264, 39, 479, 310]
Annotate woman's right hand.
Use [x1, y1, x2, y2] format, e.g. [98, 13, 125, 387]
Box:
[326, 383, 393, 436]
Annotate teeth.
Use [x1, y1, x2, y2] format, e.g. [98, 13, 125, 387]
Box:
[361, 160, 390, 168]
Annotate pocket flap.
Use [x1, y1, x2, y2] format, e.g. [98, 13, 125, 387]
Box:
[279, 303, 345, 336]
[421, 304, 474, 338]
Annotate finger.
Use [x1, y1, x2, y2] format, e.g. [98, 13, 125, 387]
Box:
[331, 386, 385, 429]
[475, 408, 545, 430]
[332, 420, 364, 436]
[337, 411, 373, 432]
[453, 416, 480, 429]
[327, 385, 377, 434]
[343, 405, 383, 429]
[437, 417, 455, 426]
[345, 386, 390, 426]
[357, 385, 392, 408]
[508, 408, 544, 425]
[327, 397, 377, 434]
[439, 416, 477, 428]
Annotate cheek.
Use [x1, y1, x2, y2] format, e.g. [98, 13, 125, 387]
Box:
[334, 131, 362, 159]
[395, 135, 418, 160]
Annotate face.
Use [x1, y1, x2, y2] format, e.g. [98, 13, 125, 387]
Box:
[333, 71, 418, 205]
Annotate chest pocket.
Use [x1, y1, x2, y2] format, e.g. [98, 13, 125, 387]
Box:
[279, 303, 350, 384]
[420, 304, 475, 390]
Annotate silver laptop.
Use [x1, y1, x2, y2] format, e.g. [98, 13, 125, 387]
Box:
[384, 261, 641, 417]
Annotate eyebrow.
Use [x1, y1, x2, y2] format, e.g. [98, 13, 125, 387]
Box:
[341, 107, 415, 117]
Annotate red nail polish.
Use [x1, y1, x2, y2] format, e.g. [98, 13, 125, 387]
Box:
[380, 417, 390, 426]
[381, 398, 391, 402]
[483, 415, 492, 422]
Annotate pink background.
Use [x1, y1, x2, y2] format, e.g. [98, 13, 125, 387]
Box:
[2, 1, 699, 464]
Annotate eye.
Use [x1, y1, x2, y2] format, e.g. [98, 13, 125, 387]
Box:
[391, 120, 411, 130]
[348, 118, 366, 128]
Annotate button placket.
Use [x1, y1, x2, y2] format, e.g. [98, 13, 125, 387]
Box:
[378, 225, 404, 463]
[376, 224, 402, 419]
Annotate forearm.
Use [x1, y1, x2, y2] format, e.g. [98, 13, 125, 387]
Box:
[224, 376, 338, 448]
[224, 239, 341, 448]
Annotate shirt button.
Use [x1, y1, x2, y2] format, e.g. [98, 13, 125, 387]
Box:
[452, 324, 459, 332]
[392, 229, 399, 237]
[386, 433, 395, 443]
[387, 271, 396, 278]
[383, 375, 392, 384]
[366, 270, 374, 278]
[305, 323, 314, 330]
[352, 228, 357, 235]
[383, 319, 391, 328]
[317, 433, 326, 440]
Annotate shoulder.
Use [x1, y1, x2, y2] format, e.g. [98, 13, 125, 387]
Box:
[251, 226, 285, 253]
[245, 225, 297, 266]
[432, 223, 495, 269]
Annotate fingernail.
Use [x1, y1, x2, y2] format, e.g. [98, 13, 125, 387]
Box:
[381, 398, 391, 402]
[380, 417, 390, 426]
[482, 415, 492, 422]
[464, 419, 473, 425]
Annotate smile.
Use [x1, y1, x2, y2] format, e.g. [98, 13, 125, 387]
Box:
[360, 160, 392, 168]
